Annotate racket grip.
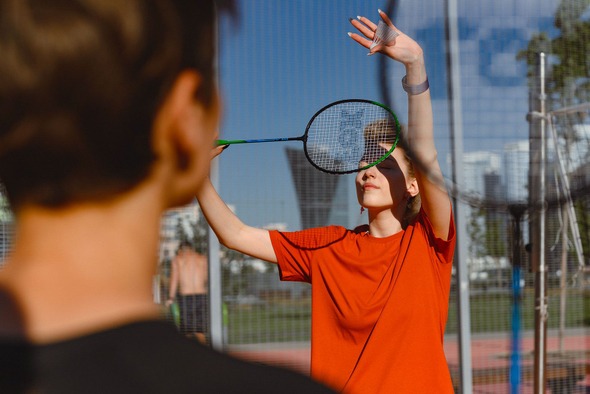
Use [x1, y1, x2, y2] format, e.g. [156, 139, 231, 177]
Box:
[216, 139, 245, 145]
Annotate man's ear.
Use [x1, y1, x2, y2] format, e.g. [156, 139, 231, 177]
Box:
[153, 70, 202, 162]
[152, 70, 217, 207]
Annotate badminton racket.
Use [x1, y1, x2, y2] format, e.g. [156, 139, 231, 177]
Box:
[217, 99, 400, 175]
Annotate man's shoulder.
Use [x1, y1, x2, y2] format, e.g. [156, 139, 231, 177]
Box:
[1, 320, 335, 393]
[98, 321, 335, 393]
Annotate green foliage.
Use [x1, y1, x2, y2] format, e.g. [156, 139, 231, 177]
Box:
[518, 1, 590, 268]
[0, 191, 12, 223]
[173, 207, 208, 255]
[467, 208, 486, 257]
[174, 217, 190, 247]
[574, 198, 590, 257]
[467, 207, 508, 258]
[517, 0, 590, 107]
[191, 212, 208, 255]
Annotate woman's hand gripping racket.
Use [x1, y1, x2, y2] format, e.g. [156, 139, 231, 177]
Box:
[217, 99, 400, 174]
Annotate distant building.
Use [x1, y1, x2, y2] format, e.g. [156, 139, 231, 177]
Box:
[158, 203, 233, 261]
[261, 222, 288, 232]
[451, 151, 503, 258]
[285, 147, 348, 229]
[0, 188, 12, 265]
[503, 140, 529, 203]
[570, 124, 590, 171]
[461, 151, 502, 200]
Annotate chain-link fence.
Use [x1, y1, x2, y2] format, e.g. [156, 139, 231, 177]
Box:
[1, 1, 589, 393]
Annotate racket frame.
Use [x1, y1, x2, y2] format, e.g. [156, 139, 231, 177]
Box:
[217, 99, 400, 175]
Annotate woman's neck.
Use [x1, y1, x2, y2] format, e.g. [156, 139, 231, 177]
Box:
[367, 207, 404, 238]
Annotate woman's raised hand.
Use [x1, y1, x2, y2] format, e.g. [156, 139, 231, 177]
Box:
[211, 132, 229, 160]
[348, 10, 423, 67]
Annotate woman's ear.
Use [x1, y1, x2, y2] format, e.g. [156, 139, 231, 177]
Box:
[152, 70, 219, 207]
[407, 178, 419, 198]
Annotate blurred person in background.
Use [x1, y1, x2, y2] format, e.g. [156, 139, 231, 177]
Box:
[0, 1, 337, 393]
[166, 241, 209, 343]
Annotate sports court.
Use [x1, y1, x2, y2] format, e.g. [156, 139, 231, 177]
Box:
[1, 0, 589, 393]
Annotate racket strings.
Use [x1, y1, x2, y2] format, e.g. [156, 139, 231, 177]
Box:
[305, 102, 399, 174]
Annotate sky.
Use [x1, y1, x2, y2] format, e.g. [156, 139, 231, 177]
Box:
[215, 0, 563, 231]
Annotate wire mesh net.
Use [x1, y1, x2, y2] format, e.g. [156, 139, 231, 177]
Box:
[0, 0, 588, 393]
[216, 0, 589, 392]
[376, 0, 590, 392]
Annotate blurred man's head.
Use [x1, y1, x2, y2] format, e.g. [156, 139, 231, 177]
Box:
[178, 240, 194, 253]
[0, 0, 234, 211]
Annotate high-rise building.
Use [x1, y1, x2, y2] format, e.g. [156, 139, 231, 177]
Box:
[285, 147, 347, 229]
[461, 151, 502, 199]
[503, 140, 529, 203]
[449, 151, 502, 257]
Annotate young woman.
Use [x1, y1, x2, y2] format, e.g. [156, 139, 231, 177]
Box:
[200, 10, 455, 394]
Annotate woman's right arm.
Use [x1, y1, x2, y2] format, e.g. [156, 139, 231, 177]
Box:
[196, 175, 278, 263]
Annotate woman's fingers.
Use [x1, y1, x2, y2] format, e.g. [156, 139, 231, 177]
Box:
[357, 15, 377, 31]
[368, 44, 385, 55]
[349, 17, 374, 40]
[347, 32, 372, 49]
[211, 144, 228, 160]
[378, 9, 402, 34]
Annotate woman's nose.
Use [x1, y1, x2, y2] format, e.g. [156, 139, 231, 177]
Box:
[363, 165, 377, 178]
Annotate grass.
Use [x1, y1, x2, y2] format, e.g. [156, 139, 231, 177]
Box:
[226, 290, 590, 344]
[446, 289, 589, 334]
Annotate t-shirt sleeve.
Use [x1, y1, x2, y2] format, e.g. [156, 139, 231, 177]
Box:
[269, 226, 347, 283]
[416, 206, 456, 264]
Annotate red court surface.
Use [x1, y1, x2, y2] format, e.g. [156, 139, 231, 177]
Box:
[228, 329, 589, 393]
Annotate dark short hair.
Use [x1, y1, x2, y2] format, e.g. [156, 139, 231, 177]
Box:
[0, 0, 234, 210]
[179, 240, 193, 250]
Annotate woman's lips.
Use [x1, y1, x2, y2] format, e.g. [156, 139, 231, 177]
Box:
[363, 183, 379, 190]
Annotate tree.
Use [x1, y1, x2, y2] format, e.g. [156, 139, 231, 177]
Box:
[174, 217, 190, 247]
[517, 0, 590, 166]
[517, 0, 590, 107]
[191, 211, 208, 255]
[517, 0, 590, 267]
[467, 207, 486, 258]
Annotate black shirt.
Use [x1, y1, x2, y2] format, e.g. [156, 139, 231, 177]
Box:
[0, 320, 335, 394]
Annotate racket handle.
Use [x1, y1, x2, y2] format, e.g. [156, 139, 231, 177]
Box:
[217, 139, 246, 145]
[216, 137, 302, 145]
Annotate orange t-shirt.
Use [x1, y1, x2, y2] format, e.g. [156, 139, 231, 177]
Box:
[269, 208, 456, 394]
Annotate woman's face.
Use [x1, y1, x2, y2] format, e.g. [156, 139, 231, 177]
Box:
[355, 146, 415, 212]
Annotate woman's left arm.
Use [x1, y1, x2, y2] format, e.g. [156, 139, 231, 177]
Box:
[349, 10, 451, 240]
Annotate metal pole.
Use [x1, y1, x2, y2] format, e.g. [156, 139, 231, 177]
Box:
[508, 205, 526, 394]
[528, 52, 547, 394]
[444, 0, 473, 392]
[558, 206, 568, 355]
[208, 9, 224, 351]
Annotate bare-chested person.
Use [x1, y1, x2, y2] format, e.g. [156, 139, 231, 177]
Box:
[167, 241, 208, 342]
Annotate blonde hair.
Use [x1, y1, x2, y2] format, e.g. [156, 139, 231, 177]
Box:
[363, 120, 421, 226]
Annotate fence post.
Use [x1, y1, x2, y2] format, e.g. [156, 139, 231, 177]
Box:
[528, 52, 548, 394]
[444, 0, 473, 392]
[208, 10, 224, 351]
